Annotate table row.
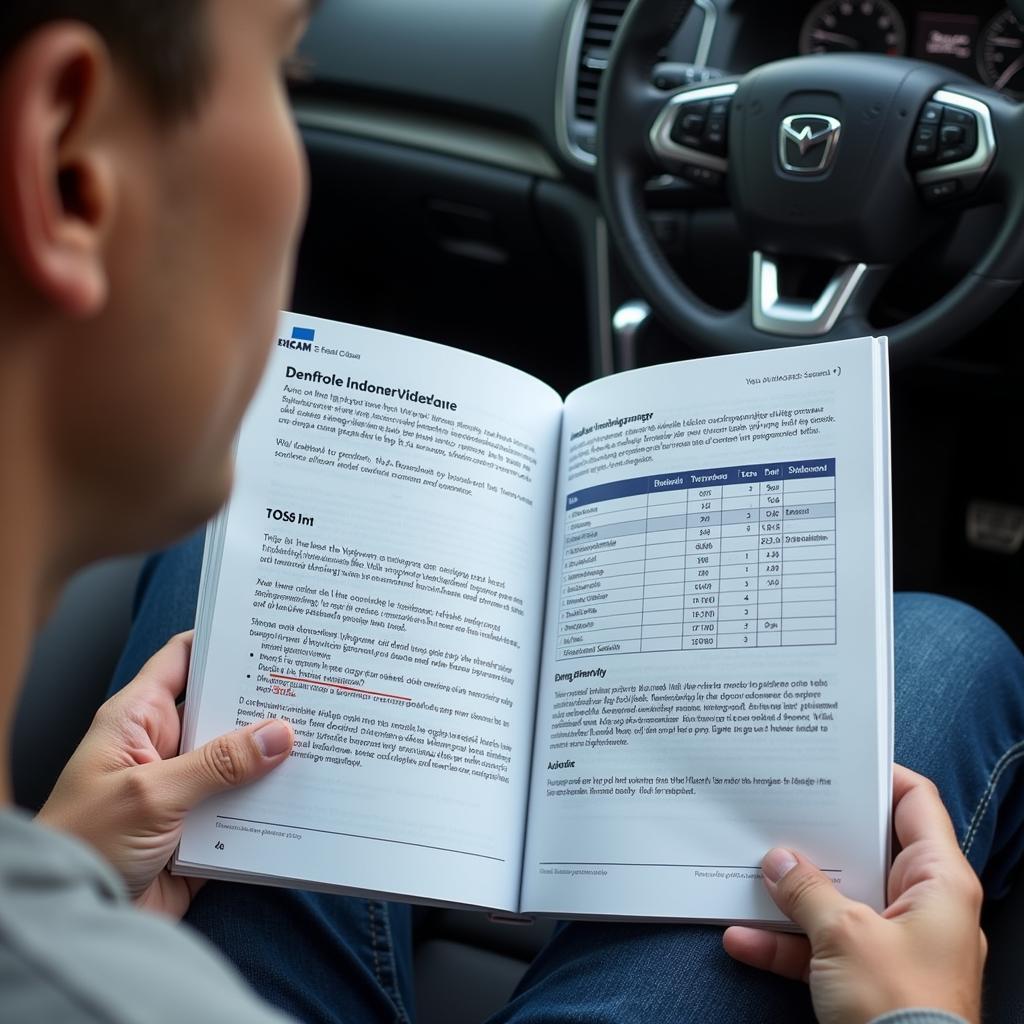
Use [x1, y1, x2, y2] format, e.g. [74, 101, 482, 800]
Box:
[567, 504, 837, 538]
[565, 537, 836, 570]
[563, 546, 829, 580]
[559, 600, 835, 632]
[561, 585, 836, 616]
[557, 628, 838, 657]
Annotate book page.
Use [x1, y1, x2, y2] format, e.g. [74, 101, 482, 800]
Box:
[521, 336, 891, 922]
[177, 315, 563, 912]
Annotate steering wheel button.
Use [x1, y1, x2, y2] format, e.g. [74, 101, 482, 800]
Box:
[922, 179, 960, 203]
[911, 124, 938, 157]
[704, 114, 728, 153]
[941, 106, 975, 127]
[671, 129, 705, 149]
[670, 102, 710, 149]
[682, 165, 723, 188]
[940, 124, 966, 146]
[920, 102, 944, 123]
[708, 99, 731, 117]
[938, 143, 972, 164]
[704, 132, 726, 154]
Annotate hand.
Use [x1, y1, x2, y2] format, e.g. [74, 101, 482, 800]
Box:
[723, 765, 985, 1024]
[37, 632, 293, 919]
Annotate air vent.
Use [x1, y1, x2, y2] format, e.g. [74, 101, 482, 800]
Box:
[574, 0, 630, 122]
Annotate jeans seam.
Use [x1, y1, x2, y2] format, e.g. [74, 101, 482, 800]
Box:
[962, 738, 1024, 856]
[378, 904, 412, 1024]
[366, 901, 384, 996]
[366, 901, 411, 1024]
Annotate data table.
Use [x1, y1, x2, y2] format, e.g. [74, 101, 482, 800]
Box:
[557, 459, 836, 660]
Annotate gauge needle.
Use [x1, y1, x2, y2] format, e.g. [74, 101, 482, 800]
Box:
[996, 54, 1024, 91]
[812, 29, 860, 48]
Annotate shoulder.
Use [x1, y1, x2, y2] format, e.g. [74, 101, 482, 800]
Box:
[0, 811, 289, 1024]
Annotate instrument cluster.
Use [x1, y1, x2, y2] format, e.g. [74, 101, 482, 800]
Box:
[797, 1, 1024, 98]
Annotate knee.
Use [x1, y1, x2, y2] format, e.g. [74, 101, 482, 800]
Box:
[895, 593, 1024, 695]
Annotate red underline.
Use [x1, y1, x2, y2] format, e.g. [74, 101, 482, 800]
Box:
[268, 673, 412, 702]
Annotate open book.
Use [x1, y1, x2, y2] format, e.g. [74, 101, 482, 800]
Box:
[176, 314, 893, 925]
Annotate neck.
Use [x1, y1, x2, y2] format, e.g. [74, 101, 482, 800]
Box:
[0, 348, 61, 808]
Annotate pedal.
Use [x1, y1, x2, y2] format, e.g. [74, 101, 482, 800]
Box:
[966, 501, 1024, 555]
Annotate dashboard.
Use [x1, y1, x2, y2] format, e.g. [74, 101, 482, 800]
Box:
[729, 1, 1024, 99]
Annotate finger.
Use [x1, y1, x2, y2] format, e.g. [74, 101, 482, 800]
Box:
[145, 719, 293, 810]
[891, 764, 958, 850]
[723, 926, 812, 982]
[887, 768, 981, 910]
[761, 847, 851, 944]
[118, 632, 195, 705]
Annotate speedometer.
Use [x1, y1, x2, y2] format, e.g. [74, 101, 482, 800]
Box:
[799, 0, 907, 57]
[979, 9, 1024, 100]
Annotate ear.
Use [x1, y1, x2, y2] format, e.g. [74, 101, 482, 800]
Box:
[0, 23, 118, 318]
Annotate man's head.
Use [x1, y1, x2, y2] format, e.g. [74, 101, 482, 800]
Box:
[0, 0, 314, 574]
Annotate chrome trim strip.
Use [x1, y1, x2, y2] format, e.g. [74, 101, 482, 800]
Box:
[556, 0, 719, 171]
[752, 252, 869, 338]
[916, 89, 997, 191]
[693, 0, 718, 69]
[556, 0, 595, 169]
[649, 81, 738, 173]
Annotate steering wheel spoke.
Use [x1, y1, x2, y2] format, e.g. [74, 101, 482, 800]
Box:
[751, 254, 889, 340]
[908, 89, 999, 207]
[648, 81, 739, 188]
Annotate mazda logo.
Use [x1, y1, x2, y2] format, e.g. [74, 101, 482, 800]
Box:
[780, 115, 842, 176]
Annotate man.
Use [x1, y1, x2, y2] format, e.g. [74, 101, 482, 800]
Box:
[1, 2, 1021, 1022]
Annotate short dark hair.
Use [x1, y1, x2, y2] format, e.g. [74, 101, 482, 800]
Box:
[0, 1, 209, 120]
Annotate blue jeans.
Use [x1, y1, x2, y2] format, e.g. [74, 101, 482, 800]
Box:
[111, 532, 1024, 1023]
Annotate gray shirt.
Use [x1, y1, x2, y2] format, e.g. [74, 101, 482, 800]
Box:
[0, 809, 288, 1023]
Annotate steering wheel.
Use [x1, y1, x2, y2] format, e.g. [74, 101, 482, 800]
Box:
[597, 0, 1024, 364]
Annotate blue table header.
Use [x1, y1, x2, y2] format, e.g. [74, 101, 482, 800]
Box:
[566, 459, 835, 510]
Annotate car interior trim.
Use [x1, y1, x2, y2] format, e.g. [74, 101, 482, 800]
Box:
[916, 89, 997, 191]
[293, 98, 563, 181]
[648, 80, 739, 173]
[752, 252, 870, 337]
[556, 0, 601, 169]
[556, 0, 719, 170]
[595, 217, 615, 376]
[611, 299, 651, 371]
[692, 0, 718, 68]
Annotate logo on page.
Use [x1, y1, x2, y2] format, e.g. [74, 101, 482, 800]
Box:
[279, 326, 315, 352]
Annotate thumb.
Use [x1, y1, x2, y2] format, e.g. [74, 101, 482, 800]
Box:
[151, 719, 294, 811]
[761, 847, 850, 944]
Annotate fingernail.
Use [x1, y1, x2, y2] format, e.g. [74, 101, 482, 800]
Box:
[762, 848, 798, 883]
[253, 720, 292, 758]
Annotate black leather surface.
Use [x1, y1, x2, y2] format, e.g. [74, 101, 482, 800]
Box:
[414, 939, 531, 1024]
[11, 556, 144, 811]
[298, 0, 574, 160]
